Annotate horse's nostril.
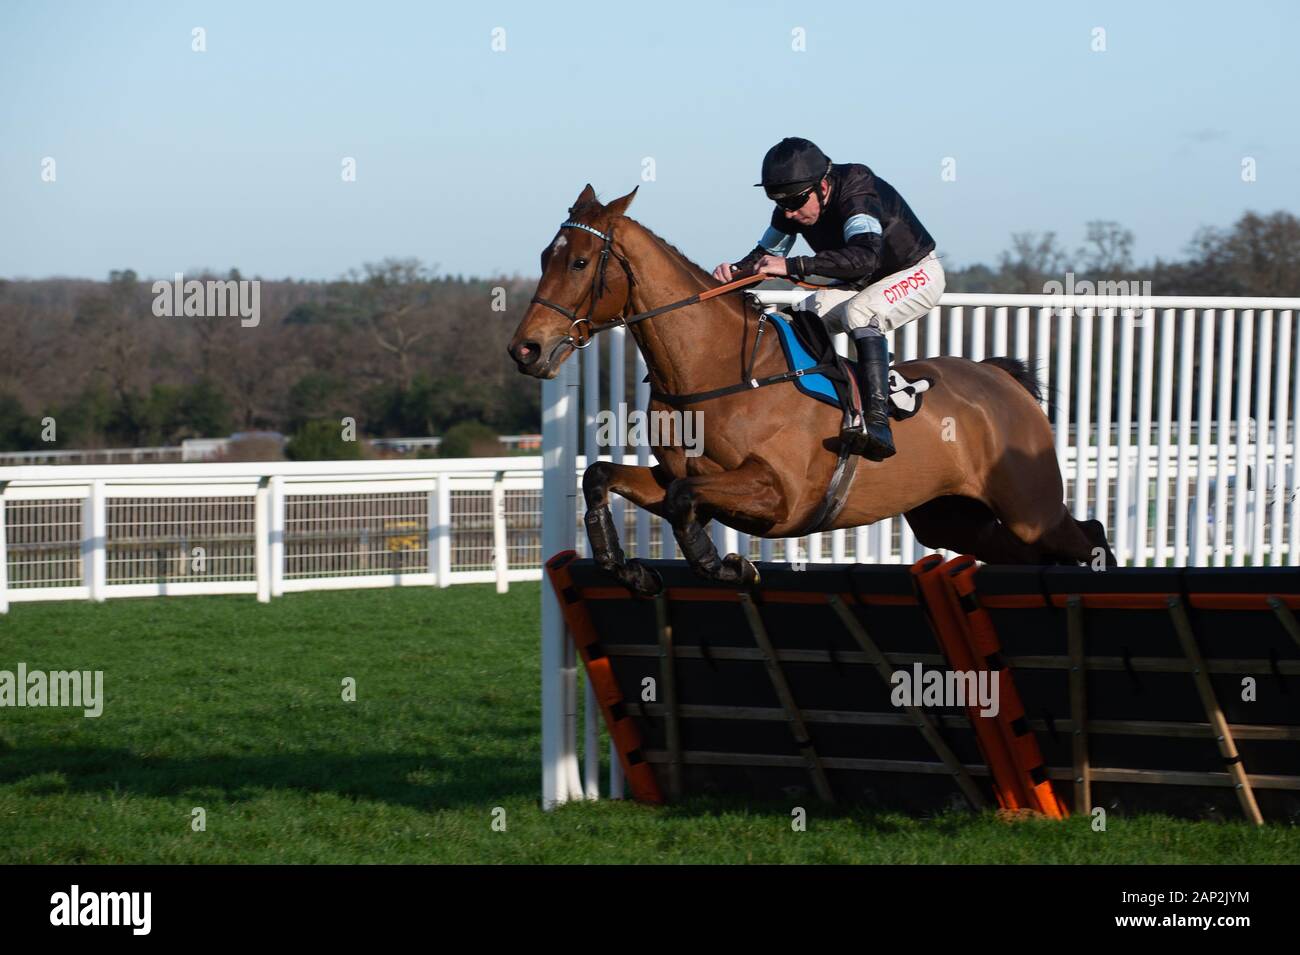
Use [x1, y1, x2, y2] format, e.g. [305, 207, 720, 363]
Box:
[511, 341, 541, 366]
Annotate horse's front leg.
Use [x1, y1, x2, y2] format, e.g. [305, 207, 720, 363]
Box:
[582, 461, 672, 596]
[665, 457, 785, 589]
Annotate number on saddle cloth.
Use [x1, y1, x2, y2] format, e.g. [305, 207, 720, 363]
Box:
[768, 311, 932, 420]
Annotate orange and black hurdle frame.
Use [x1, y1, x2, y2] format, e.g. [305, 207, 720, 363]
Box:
[546, 550, 1300, 823]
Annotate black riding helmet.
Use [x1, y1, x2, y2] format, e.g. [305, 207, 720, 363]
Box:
[755, 137, 832, 199]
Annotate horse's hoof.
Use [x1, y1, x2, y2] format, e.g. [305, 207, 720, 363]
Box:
[624, 558, 663, 598]
[722, 553, 761, 590]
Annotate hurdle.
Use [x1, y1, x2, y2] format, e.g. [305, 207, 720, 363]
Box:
[545, 552, 1300, 822]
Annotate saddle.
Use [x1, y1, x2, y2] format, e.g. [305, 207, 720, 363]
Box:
[768, 309, 931, 422]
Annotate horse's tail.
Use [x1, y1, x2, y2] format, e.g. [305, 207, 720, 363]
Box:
[980, 356, 1042, 402]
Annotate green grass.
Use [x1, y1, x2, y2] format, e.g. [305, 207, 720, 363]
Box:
[0, 584, 1294, 863]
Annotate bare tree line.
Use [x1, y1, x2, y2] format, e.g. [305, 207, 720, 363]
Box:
[1, 211, 1296, 452]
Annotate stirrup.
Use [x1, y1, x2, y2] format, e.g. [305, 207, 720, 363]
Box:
[864, 426, 896, 461]
[838, 422, 871, 454]
[840, 420, 895, 460]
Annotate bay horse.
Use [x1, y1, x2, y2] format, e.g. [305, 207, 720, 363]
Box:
[509, 185, 1115, 596]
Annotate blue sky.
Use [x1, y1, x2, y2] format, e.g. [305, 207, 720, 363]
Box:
[2, 0, 1296, 280]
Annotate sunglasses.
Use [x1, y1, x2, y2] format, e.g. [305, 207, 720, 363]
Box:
[772, 186, 815, 211]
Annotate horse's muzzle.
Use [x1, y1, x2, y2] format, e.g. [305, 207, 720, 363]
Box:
[509, 337, 570, 379]
[509, 339, 541, 369]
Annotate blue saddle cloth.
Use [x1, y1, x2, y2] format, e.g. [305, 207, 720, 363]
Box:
[767, 311, 842, 408]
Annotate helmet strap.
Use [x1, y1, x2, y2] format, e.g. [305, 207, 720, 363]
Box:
[812, 180, 827, 217]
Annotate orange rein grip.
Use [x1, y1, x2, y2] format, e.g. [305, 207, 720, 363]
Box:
[945, 558, 1068, 820]
[910, 554, 1031, 812]
[697, 272, 766, 303]
[545, 551, 664, 804]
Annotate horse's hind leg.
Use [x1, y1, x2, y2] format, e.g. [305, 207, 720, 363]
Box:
[1006, 506, 1118, 567]
[583, 462, 672, 596]
[1051, 515, 1118, 567]
[904, 495, 1049, 564]
[664, 458, 784, 588]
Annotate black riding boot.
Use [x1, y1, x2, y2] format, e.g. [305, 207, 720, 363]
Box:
[840, 333, 896, 461]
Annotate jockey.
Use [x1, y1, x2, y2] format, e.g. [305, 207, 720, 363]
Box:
[712, 137, 945, 461]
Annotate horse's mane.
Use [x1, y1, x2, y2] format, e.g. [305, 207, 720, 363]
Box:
[570, 200, 761, 317]
[632, 222, 717, 288]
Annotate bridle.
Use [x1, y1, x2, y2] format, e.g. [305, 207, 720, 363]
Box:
[529, 220, 636, 362]
[528, 218, 771, 369]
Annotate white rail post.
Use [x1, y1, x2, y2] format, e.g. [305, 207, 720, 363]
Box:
[1075, 307, 1094, 519]
[1035, 306, 1052, 415]
[1271, 310, 1292, 565]
[1213, 311, 1236, 566]
[1289, 310, 1300, 565]
[874, 323, 896, 562]
[492, 470, 508, 594]
[635, 349, 651, 561]
[898, 321, 921, 562]
[83, 479, 107, 602]
[712, 521, 728, 554]
[0, 483, 8, 615]
[874, 324, 899, 560]
[1054, 308, 1073, 508]
[583, 337, 600, 459]
[1252, 312, 1274, 566]
[1115, 309, 1135, 564]
[1232, 311, 1255, 565]
[1155, 309, 1176, 565]
[925, 304, 941, 364]
[426, 477, 439, 585]
[609, 327, 626, 556]
[1174, 309, 1195, 567]
[971, 305, 986, 361]
[255, 477, 270, 603]
[269, 474, 285, 597]
[579, 346, 602, 799]
[436, 474, 452, 587]
[1134, 310, 1156, 567]
[616, 350, 653, 799]
[1095, 308, 1115, 541]
[1194, 310, 1215, 566]
[541, 362, 583, 809]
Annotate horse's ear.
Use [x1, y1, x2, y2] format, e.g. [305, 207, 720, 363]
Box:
[605, 186, 638, 218]
[569, 183, 597, 214]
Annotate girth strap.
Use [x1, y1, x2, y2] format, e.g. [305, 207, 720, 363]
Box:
[650, 362, 843, 406]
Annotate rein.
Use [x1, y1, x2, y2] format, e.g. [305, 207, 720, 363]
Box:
[529, 220, 769, 359]
[529, 219, 846, 404]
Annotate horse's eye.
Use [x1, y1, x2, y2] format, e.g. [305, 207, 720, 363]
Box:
[572, 258, 588, 271]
